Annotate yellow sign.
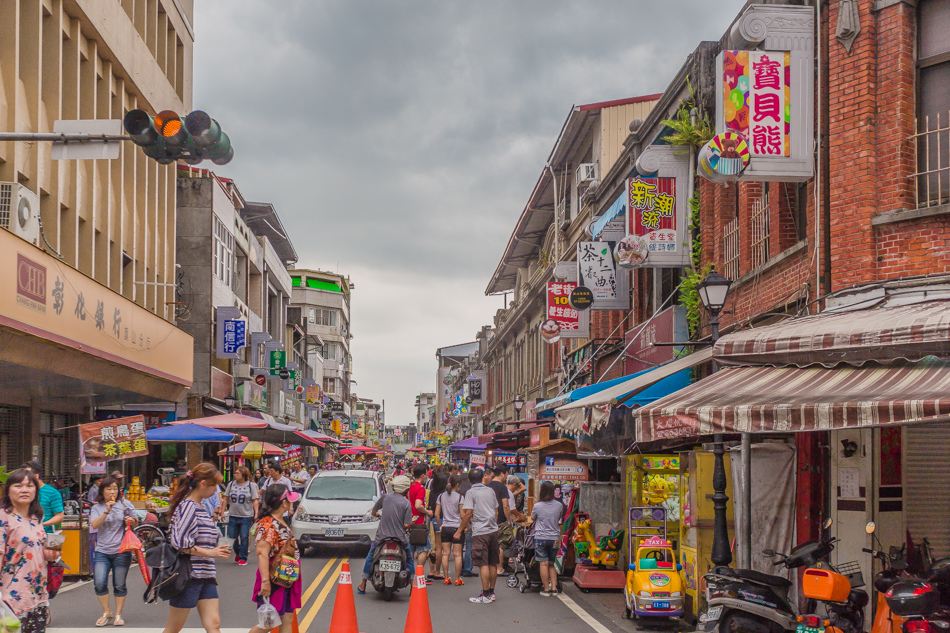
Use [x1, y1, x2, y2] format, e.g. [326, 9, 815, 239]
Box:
[331, 420, 341, 435]
[1, 231, 193, 385]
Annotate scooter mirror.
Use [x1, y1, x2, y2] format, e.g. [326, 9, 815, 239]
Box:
[866, 522, 876, 534]
[823, 518, 834, 529]
[762, 549, 776, 557]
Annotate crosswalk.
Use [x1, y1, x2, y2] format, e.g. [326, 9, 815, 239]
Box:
[49, 557, 349, 633]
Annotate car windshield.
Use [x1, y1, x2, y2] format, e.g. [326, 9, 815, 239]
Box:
[306, 476, 376, 501]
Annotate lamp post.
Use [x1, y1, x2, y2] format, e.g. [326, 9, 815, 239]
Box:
[223, 394, 237, 410]
[697, 268, 733, 568]
[513, 395, 525, 422]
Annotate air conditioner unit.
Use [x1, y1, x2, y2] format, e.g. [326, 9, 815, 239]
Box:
[575, 163, 598, 187]
[233, 363, 252, 380]
[0, 183, 40, 246]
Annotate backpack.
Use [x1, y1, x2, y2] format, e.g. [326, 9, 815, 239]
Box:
[143, 542, 192, 603]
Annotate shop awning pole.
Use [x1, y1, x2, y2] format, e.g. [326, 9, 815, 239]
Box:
[740, 432, 752, 567]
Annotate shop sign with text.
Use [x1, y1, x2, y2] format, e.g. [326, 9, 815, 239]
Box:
[546, 282, 588, 340]
[723, 50, 790, 157]
[625, 177, 678, 259]
[577, 242, 626, 310]
[80, 415, 148, 462]
[539, 455, 589, 482]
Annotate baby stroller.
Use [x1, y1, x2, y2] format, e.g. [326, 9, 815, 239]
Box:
[509, 522, 562, 593]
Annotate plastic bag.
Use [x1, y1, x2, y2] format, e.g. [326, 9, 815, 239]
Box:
[118, 526, 142, 554]
[0, 591, 20, 633]
[256, 602, 281, 630]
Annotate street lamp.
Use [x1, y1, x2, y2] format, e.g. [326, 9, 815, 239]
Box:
[698, 267, 733, 568]
[513, 395, 525, 421]
[223, 394, 237, 409]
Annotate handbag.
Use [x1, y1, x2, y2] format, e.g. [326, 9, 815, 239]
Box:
[268, 524, 300, 588]
[143, 542, 191, 603]
[46, 561, 66, 599]
[409, 523, 428, 547]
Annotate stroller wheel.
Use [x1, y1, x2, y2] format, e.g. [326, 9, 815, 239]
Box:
[507, 575, 518, 588]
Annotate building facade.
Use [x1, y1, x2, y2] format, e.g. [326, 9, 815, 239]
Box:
[0, 0, 194, 474]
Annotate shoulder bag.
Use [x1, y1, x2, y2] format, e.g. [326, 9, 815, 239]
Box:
[268, 523, 300, 588]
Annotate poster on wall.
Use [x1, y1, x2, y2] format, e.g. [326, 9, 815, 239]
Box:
[546, 282, 589, 340]
[722, 50, 790, 157]
[79, 415, 148, 462]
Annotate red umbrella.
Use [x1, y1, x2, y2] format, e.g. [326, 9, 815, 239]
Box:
[338, 448, 361, 455]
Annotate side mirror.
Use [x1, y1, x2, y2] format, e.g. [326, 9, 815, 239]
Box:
[866, 522, 876, 534]
[677, 564, 683, 571]
[823, 518, 834, 529]
[372, 495, 379, 503]
[762, 549, 776, 557]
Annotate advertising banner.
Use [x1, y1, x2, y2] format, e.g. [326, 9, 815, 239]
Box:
[539, 455, 589, 482]
[216, 306, 246, 359]
[622, 177, 678, 265]
[723, 50, 790, 157]
[79, 415, 148, 462]
[545, 282, 588, 340]
[577, 242, 626, 310]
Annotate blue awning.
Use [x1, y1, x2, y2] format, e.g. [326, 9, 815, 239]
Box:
[537, 367, 695, 416]
[146, 423, 236, 443]
[590, 193, 626, 238]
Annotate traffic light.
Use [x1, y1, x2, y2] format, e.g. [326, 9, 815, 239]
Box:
[124, 109, 233, 165]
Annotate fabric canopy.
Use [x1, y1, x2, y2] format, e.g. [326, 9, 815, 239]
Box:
[146, 423, 235, 443]
[715, 300, 950, 367]
[536, 373, 636, 414]
[299, 430, 338, 444]
[636, 360, 950, 442]
[171, 414, 323, 447]
[556, 347, 713, 413]
[449, 437, 487, 451]
[216, 441, 286, 456]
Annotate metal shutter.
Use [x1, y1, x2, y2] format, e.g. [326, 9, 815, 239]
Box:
[905, 422, 950, 557]
[0, 407, 22, 467]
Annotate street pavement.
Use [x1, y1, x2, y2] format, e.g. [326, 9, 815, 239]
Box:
[47, 546, 660, 633]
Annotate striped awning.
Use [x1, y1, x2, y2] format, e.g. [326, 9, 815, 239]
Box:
[715, 300, 950, 367]
[636, 361, 950, 442]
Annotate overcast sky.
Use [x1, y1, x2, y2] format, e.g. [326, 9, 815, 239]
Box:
[192, 0, 746, 429]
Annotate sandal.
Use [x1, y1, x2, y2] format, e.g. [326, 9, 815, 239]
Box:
[430, 574, 444, 580]
[96, 613, 114, 627]
[455, 578, 464, 586]
[114, 616, 125, 627]
[443, 578, 451, 585]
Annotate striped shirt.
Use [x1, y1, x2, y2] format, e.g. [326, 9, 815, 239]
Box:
[170, 498, 219, 579]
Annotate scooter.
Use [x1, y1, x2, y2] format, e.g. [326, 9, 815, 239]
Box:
[369, 537, 411, 601]
[885, 578, 947, 633]
[865, 522, 911, 633]
[702, 519, 838, 633]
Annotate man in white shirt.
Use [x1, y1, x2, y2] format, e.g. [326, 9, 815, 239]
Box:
[290, 462, 309, 492]
[260, 463, 292, 491]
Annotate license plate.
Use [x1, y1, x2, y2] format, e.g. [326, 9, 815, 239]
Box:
[324, 528, 344, 537]
[796, 627, 822, 633]
[379, 559, 401, 572]
[706, 606, 722, 621]
[653, 601, 670, 609]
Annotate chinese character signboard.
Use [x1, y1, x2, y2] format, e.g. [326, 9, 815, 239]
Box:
[577, 242, 620, 307]
[79, 415, 148, 462]
[539, 455, 589, 482]
[215, 306, 246, 360]
[723, 50, 790, 157]
[712, 5, 814, 182]
[618, 177, 679, 268]
[545, 282, 589, 340]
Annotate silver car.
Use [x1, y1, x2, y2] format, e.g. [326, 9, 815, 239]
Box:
[291, 469, 385, 552]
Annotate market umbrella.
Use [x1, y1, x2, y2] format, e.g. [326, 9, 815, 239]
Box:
[145, 423, 236, 443]
[216, 441, 286, 458]
[338, 448, 361, 455]
[170, 414, 323, 446]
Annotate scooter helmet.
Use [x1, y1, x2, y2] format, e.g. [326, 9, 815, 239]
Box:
[392, 475, 412, 494]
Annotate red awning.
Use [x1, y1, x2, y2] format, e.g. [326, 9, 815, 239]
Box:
[172, 414, 323, 447]
[715, 300, 950, 367]
[636, 360, 950, 442]
[477, 422, 549, 445]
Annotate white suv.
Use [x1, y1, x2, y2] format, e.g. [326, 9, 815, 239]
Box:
[292, 469, 385, 552]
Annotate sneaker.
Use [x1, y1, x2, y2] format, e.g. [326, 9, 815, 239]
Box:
[469, 594, 492, 604]
[237, 559, 247, 566]
[486, 593, 497, 603]
[540, 590, 552, 597]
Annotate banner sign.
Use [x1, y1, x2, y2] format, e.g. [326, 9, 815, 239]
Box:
[306, 385, 320, 405]
[546, 282, 588, 340]
[215, 306, 246, 360]
[577, 242, 619, 306]
[80, 415, 148, 462]
[470, 453, 486, 466]
[625, 177, 678, 260]
[723, 50, 790, 157]
[539, 455, 589, 482]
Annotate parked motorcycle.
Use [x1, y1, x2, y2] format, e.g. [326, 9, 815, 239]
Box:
[369, 537, 410, 601]
[885, 578, 947, 633]
[702, 519, 859, 633]
[865, 522, 911, 633]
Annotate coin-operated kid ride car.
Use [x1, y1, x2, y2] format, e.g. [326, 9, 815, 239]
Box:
[625, 536, 684, 619]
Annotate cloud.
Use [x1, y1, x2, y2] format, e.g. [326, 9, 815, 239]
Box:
[192, 0, 746, 428]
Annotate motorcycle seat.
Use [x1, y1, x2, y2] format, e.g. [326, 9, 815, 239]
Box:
[720, 567, 792, 589]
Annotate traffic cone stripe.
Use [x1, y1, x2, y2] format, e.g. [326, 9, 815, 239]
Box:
[414, 573, 426, 589]
[339, 570, 352, 584]
[404, 565, 433, 633]
[328, 562, 361, 633]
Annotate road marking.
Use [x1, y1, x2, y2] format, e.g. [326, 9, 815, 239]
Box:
[558, 592, 614, 633]
[300, 557, 338, 608]
[55, 578, 92, 593]
[299, 558, 347, 633]
[50, 629, 250, 633]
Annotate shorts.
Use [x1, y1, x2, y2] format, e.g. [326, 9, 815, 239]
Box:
[169, 578, 219, 609]
[471, 531, 500, 567]
[498, 522, 514, 550]
[535, 539, 557, 562]
[441, 526, 461, 544]
[407, 527, 430, 557]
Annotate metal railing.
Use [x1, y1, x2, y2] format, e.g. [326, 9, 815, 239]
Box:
[913, 112, 950, 209]
[723, 216, 741, 281]
[751, 197, 770, 269]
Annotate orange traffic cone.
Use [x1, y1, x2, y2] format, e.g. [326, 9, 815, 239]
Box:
[404, 565, 433, 633]
[328, 562, 361, 633]
[270, 611, 299, 633]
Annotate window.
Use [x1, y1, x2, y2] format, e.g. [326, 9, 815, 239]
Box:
[319, 342, 337, 361]
[323, 377, 336, 394]
[916, 0, 950, 207]
[213, 216, 234, 286]
[311, 309, 337, 327]
[40, 412, 79, 479]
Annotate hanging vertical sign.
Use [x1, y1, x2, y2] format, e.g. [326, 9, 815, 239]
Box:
[577, 242, 620, 307]
[215, 306, 246, 360]
[722, 50, 790, 157]
[619, 177, 678, 268]
[545, 282, 588, 340]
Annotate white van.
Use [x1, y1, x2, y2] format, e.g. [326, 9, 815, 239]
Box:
[291, 469, 385, 552]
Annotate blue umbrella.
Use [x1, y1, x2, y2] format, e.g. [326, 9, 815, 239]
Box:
[145, 423, 236, 443]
